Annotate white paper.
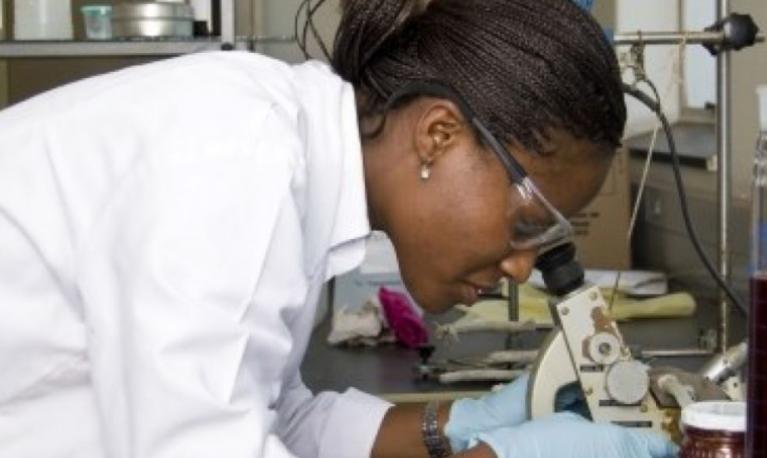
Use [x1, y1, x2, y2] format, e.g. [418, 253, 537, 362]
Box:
[528, 269, 668, 296]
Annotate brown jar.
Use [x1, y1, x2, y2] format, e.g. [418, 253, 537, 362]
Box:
[680, 401, 746, 458]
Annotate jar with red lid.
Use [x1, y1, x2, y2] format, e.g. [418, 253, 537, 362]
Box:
[680, 401, 746, 458]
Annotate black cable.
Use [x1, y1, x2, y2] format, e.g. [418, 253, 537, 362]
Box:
[639, 78, 662, 111]
[622, 83, 747, 315]
[300, 1, 315, 60]
[295, 0, 331, 61]
[307, 0, 331, 61]
[294, 0, 310, 58]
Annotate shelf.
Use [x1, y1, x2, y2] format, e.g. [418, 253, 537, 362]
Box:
[0, 34, 297, 58]
[0, 39, 251, 58]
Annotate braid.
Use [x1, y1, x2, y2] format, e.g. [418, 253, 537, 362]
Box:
[331, 0, 627, 153]
[333, 0, 427, 86]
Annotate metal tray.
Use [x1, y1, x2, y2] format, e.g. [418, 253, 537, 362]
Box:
[112, 2, 193, 38]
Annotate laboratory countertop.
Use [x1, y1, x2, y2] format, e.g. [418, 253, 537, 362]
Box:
[625, 121, 716, 169]
[301, 297, 747, 401]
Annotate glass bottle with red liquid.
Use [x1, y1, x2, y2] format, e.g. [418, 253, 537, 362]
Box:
[748, 85, 767, 458]
[680, 401, 746, 458]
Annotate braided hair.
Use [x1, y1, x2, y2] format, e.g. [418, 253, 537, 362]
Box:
[328, 0, 626, 153]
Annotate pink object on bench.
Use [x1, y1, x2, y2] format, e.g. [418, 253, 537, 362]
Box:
[378, 287, 429, 349]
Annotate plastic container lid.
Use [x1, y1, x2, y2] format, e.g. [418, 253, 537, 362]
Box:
[758, 85, 767, 131]
[681, 401, 746, 432]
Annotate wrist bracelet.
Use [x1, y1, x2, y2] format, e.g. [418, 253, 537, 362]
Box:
[421, 400, 451, 458]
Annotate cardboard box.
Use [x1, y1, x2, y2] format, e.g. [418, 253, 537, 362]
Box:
[570, 147, 632, 270]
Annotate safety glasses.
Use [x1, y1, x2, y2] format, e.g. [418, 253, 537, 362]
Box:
[471, 120, 574, 251]
[386, 81, 575, 252]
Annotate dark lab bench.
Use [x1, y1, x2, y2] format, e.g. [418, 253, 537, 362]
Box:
[301, 297, 747, 398]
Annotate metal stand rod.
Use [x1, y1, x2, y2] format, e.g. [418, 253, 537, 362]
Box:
[657, 374, 696, 408]
[613, 31, 765, 46]
[220, 0, 235, 48]
[699, 340, 748, 383]
[506, 283, 519, 350]
[641, 349, 715, 358]
[717, 0, 732, 354]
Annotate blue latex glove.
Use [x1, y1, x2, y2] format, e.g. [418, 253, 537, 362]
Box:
[444, 372, 530, 452]
[470, 412, 679, 458]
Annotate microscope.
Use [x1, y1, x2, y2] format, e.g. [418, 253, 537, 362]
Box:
[526, 243, 733, 442]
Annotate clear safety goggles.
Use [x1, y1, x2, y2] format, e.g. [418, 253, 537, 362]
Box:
[472, 119, 575, 252]
[506, 176, 574, 251]
[386, 81, 575, 252]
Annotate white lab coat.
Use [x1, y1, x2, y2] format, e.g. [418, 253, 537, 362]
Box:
[0, 52, 392, 458]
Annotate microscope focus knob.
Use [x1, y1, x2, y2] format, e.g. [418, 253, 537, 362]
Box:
[606, 360, 650, 405]
[587, 332, 621, 365]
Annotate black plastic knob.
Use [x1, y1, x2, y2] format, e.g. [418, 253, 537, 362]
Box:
[704, 13, 761, 55]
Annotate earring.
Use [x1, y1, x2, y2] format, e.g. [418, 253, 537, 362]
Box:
[420, 163, 432, 181]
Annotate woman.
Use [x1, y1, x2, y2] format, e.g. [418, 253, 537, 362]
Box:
[0, 0, 676, 457]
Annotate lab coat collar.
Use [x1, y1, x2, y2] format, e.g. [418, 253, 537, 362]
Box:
[292, 61, 370, 280]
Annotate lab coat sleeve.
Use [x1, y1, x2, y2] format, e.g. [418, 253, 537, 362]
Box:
[275, 372, 393, 458]
[78, 109, 307, 458]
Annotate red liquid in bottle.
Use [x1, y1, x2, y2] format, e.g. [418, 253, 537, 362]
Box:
[748, 275, 767, 457]
[681, 425, 744, 458]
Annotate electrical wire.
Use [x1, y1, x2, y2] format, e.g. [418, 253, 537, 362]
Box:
[301, 2, 312, 58]
[306, 0, 331, 61]
[609, 119, 660, 311]
[609, 78, 663, 310]
[622, 83, 747, 316]
[294, 0, 310, 58]
[294, 0, 331, 61]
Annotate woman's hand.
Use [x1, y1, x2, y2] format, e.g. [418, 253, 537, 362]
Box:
[470, 412, 678, 458]
[444, 372, 530, 452]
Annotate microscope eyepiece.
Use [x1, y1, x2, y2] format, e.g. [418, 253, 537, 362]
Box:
[534, 242, 585, 296]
